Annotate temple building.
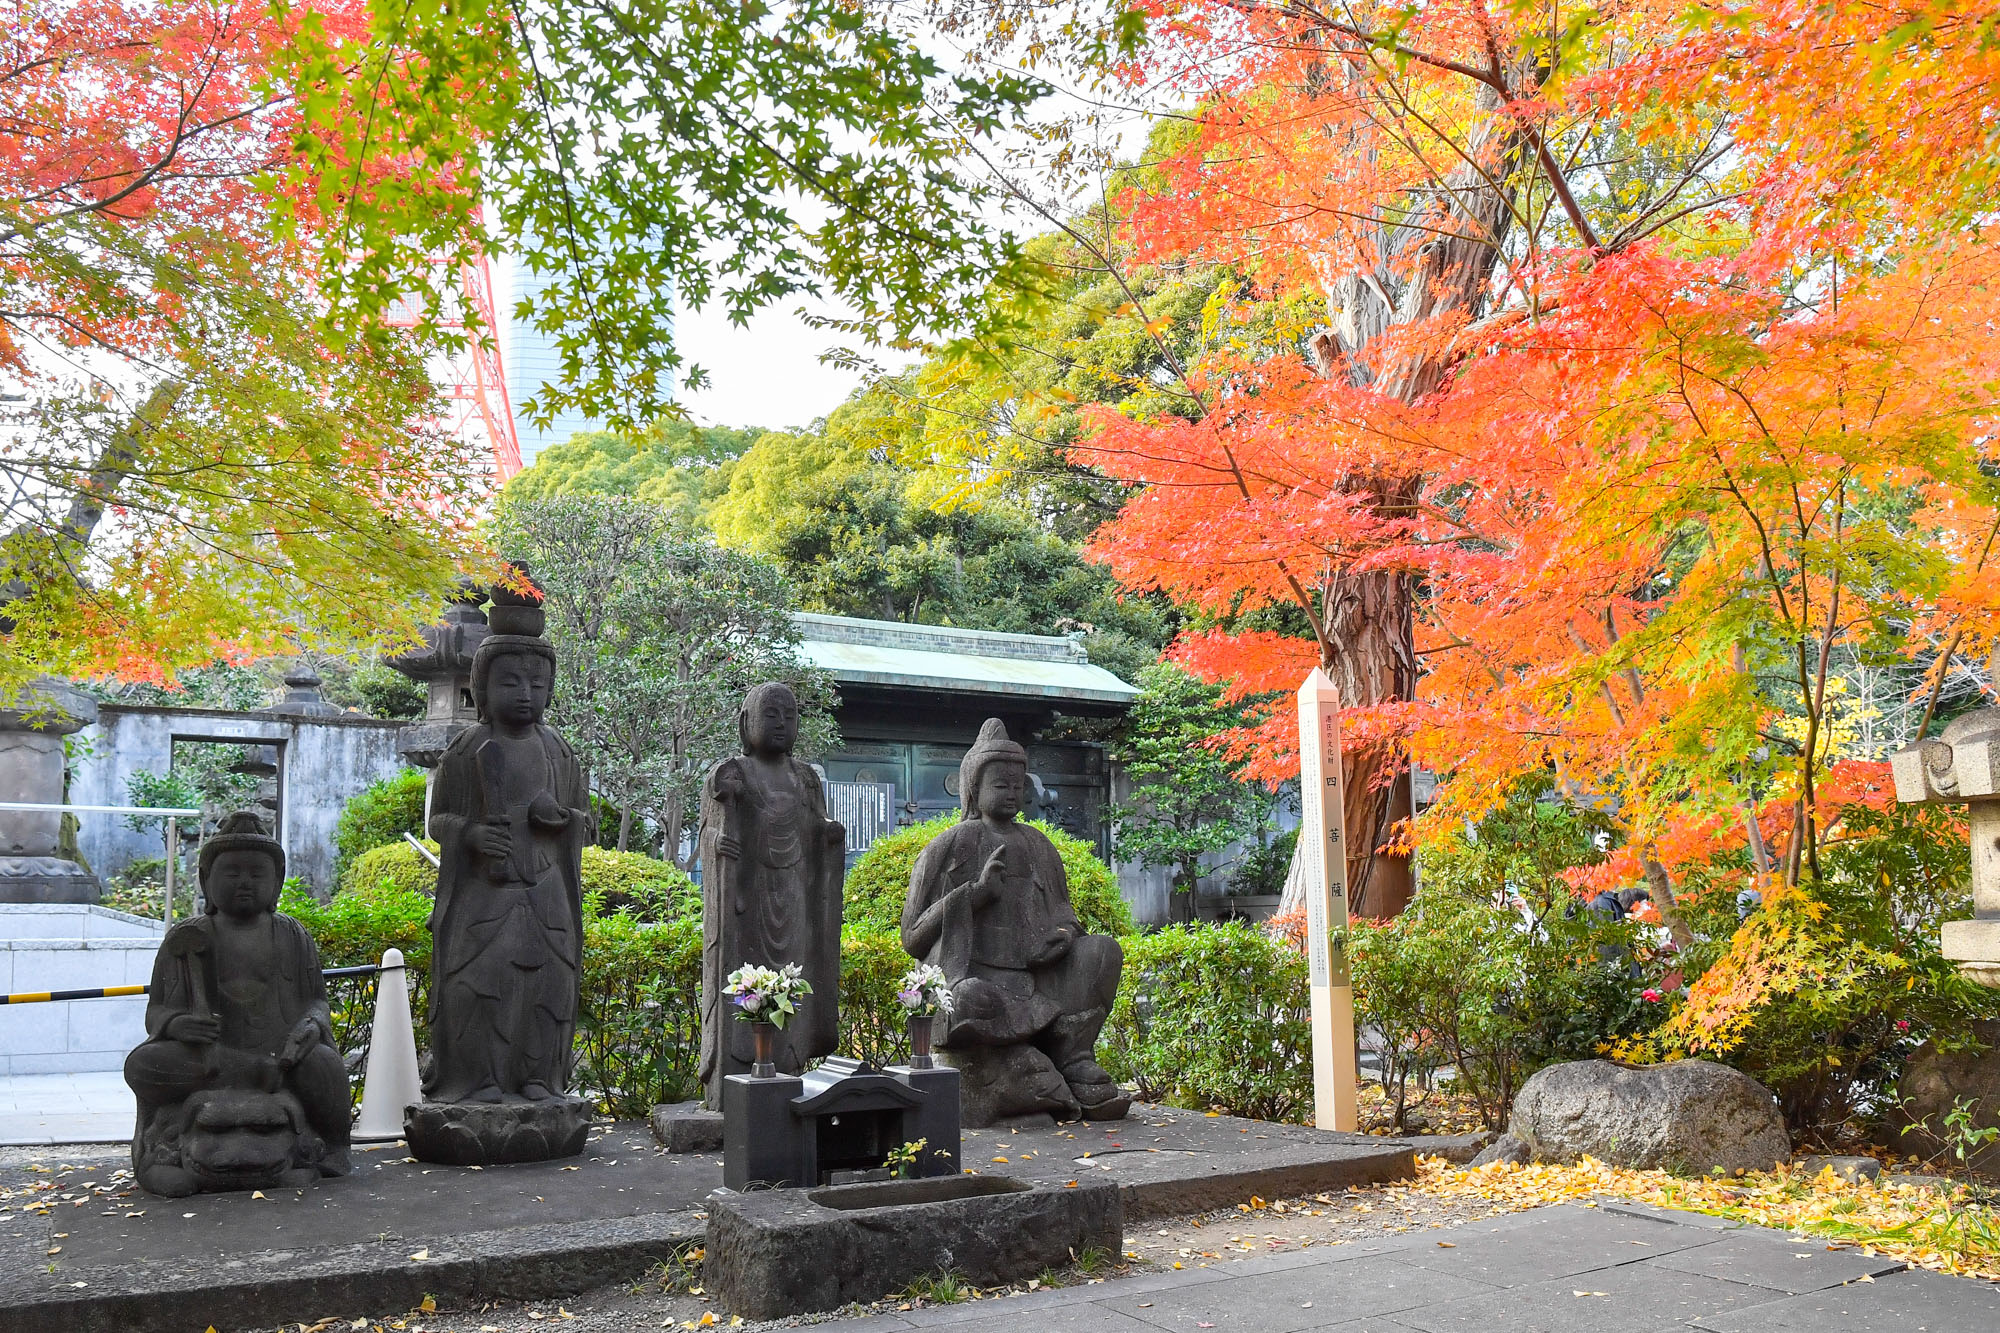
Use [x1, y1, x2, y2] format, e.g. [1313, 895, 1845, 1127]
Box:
[795, 614, 1139, 864]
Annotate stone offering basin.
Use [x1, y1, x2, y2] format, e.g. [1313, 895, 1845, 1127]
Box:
[706, 1172, 1122, 1320]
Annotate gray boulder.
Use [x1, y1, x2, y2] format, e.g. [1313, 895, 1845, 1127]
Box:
[1887, 1019, 2000, 1174]
[1509, 1059, 1788, 1174]
[1468, 1133, 1531, 1168]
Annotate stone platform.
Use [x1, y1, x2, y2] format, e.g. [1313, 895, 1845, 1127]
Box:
[0, 1104, 1412, 1333]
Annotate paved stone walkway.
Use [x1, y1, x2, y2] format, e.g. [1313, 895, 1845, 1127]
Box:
[0, 1072, 130, 1146]
[822, 1203, 1997, 1333]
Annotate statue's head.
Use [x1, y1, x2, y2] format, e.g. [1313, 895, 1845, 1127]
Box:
[739, 681, 799, 757]
[958, 718, 1029, 821]
[471, 638, 556, 728]
[198, 810, 285, 918]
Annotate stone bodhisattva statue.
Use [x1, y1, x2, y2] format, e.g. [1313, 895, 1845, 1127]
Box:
[903, 719, 1130, 1126]
[412, 572, 595, 1163]
[125, 811, 352, 1196]
[699, 682, 844, 1108]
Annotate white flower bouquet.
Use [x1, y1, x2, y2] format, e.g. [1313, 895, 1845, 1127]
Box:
[723, 961, 813, 1029]
[895, 963, 953, 1018]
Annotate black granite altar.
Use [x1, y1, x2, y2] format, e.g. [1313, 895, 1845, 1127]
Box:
[903, 718, 1130, 1126]
[722, 1055, 961, 1190]
[123, 811, 351, 1196]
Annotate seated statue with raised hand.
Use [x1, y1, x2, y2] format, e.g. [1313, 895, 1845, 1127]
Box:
[902, 718, 1130, 1127]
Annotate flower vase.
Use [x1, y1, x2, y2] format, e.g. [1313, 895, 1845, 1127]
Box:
[750, 1020, 778, 1078]
[906, 1014, 935, 1069]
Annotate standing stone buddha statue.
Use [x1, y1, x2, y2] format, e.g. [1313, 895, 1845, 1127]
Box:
[423, 572, 591, 1105]
[902, 718, 1129, 1126]
[698, 681, 845, 1108]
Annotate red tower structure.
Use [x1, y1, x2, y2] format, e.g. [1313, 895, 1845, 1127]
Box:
[387, 250, 524, 483]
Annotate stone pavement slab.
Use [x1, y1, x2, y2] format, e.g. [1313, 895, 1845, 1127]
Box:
[1689, 1265, 2000, 1332]
[1649, 1230, 1911, 1294]
[1394, 1264, 1784, 1333]
[1393, 1207, 1715, 1285]
[1098, 1254, 1493, 1331]
[807, 1204, 1966, 1333]
[0, 1071, 132, 1145]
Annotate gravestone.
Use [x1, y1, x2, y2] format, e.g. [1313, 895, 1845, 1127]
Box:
[901, 717, 1129, 1126]
[405, 570, 594, 1165]
[696, 681, 844, 1109]
[0, 677, 99, 903]
[124, 811, 352, 1195]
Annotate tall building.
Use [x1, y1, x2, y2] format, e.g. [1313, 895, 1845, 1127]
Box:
[500, 250, 673, 469]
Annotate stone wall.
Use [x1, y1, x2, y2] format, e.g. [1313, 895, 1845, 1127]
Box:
[0, 904, 163, 1075]
[67, 705, 407, 895]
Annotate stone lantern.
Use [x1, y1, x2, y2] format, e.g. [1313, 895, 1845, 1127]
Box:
[386, 584, 489, 770]
[0, 677, 100, 903]
[1890, 705, 2000, 987]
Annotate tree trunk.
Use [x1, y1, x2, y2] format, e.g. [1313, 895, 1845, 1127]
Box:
[617, 804, 632, 853]
[1276, 72, 1527, 918]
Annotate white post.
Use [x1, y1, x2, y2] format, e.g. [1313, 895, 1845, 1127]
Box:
[164, 819, 178, 928]
[1297, 667, 1359, 1131]
[354, 948, 424, 1141]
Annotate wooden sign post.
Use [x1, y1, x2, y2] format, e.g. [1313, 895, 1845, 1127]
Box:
[1296, 667, 1359, 1131]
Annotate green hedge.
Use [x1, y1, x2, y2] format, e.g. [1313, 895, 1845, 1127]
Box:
[285, 875, 915, 1117]
[1101, 923, 1311, 1123]
[332, 769, 427, 881]
[844, 812, 1134, 938]
[338, 839, 696, 920]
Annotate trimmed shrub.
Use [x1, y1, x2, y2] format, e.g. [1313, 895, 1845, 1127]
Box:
[332, 769, 428, 880]
[844, 812, 1134, 938]
[840, 928, 918, 1066]
[340, 839, 440, 897]
[337, 839, 695, 920]
[1101, 923, 1311, 1122]
[579, 846, 699, 921]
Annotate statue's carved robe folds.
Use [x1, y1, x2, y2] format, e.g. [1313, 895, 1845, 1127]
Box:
[426, 723, 589, 1101]
[698, 754, 842, 1105]
[125, 913, 349, 1187]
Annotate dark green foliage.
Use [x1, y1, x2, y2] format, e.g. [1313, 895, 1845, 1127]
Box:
[843, 812, 1134, 939]
[332, 769, 428, 880]
[577, 913, 706, 1115]
[1348, 889, 1657, 1130]
[1111, 662, 1273, 907]
[349, 664, 426, 720]
[1101, 924, 1311, 1122]
[1230, 828, 1297, 896]
[286, 873, 927, 1115]
[840, 929, 921, 1067]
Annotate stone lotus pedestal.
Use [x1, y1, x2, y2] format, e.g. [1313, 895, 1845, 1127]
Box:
[0, 677, 99, 903]
[403, 1098, 595, 1166]
[1890, 706, 2000, 987]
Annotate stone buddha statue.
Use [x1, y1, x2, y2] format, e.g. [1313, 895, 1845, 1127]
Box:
[124, 811, 352, 1196]
[902, 719, 1129, 1126]
[698, 681, 845, 1108]
[423, 572, 590, 1106]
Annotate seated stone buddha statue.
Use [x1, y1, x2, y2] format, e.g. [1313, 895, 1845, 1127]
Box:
[124, 811, 352, 1196]
[901, 719, 1130, 1126]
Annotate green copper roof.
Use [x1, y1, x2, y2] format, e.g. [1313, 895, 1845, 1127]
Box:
[793, 613, 1140, 707]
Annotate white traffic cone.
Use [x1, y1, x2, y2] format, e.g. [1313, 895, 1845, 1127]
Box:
[353, 947, 422, 1141]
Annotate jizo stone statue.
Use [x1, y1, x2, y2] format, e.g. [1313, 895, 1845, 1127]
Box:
[902, 718, 1130, 1126]
[408, 568, 596, 1164]
[124, 810, 352, 1196]
[699, 681, 844, 1108]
